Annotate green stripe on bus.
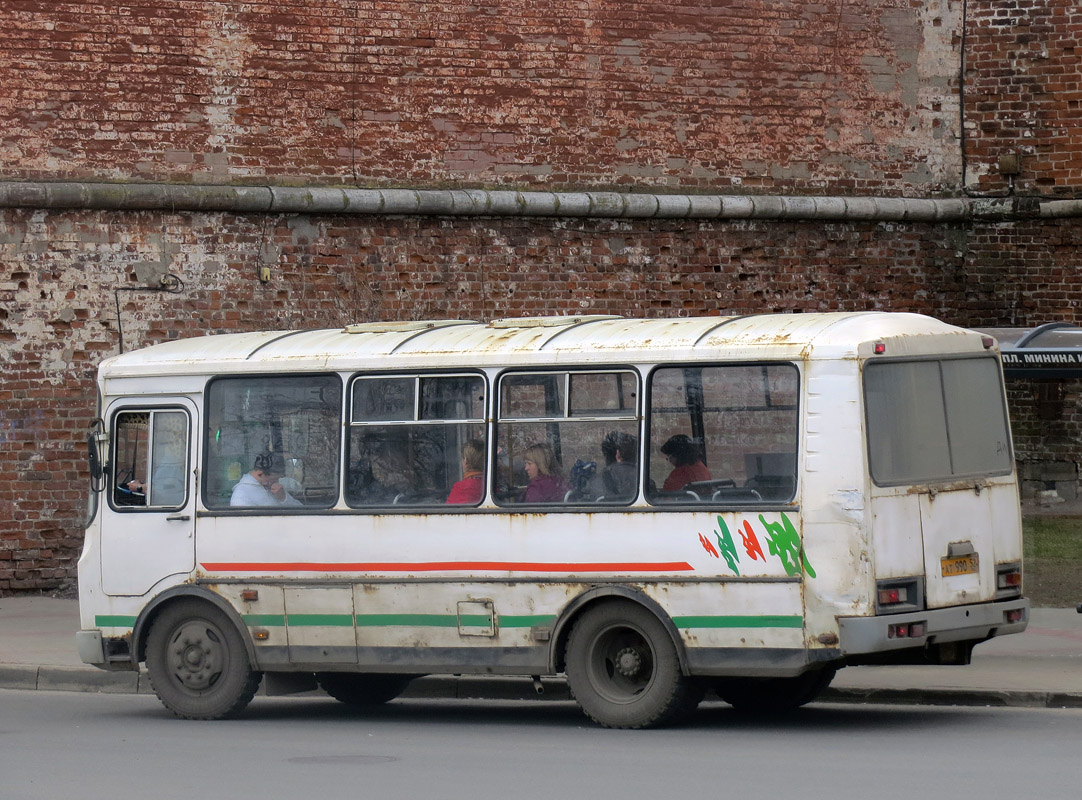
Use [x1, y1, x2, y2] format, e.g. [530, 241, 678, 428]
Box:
[101, 612, 793, 631]
[459, 614, 493, 627]
[287, 613, 355, 627]
[672, 615, 804, 629]
[499, 615, 557, 628]
[241, 613, 557, 629]
[242, 614, 287, 627]
[355, 614, 459, 627]
[95, 615, 138, 628]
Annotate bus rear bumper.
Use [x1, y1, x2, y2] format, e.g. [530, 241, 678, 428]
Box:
[838, 598, 1030, 664]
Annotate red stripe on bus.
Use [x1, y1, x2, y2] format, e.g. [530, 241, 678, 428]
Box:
[199, 561, 695, 573]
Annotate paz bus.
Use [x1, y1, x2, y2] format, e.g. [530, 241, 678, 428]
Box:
[77, 312, 1029, 728]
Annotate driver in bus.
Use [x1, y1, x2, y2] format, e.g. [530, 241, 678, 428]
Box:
[230, 451, 303, 507]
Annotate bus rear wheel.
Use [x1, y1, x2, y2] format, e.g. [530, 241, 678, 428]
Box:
[145, 600, 262, 720]
[714, 667, 837, 712]
[316, 673, 415, 706]
[565, 601, 699, 729]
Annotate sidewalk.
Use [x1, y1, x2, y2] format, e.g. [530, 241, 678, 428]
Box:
[2, 595, 1081, 708]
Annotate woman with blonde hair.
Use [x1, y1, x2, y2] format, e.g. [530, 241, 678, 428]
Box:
[522, 442, 566, 503]
[446, 438, 485, 504]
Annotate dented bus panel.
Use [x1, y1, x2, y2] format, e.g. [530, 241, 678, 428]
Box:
[76, 312, 1028, 727]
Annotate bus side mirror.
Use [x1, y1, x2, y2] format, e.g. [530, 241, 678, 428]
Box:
[87, 419, 107, 491]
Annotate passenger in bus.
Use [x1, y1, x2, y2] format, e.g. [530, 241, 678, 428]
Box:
[660, 434, 711, 491]
[230, 451, 303, 507]
[348, 456, 393, 504]
[521, 442, 567, 503]
[446, 438, 485, 505]
[600, 431, 638, 499]
[348, 434, 418, 505]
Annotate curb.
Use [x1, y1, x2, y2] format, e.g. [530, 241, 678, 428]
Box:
[4, 666, 1082, 709]
[821, 686, 1082, 709]
[0, 664, 153, 695]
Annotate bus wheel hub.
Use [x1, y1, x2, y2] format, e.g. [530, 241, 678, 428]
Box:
[615, 647, 642, 678]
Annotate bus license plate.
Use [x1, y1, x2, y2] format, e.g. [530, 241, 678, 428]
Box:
[941, 554, 979, 577]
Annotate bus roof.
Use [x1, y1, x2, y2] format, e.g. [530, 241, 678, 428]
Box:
[98, 312, 988, 378]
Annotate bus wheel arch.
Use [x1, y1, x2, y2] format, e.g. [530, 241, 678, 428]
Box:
[551, 586, 690, 676]
[138, 591, 263, 720]
[134, 586, 259, 667]
[561, 596, 704, 728]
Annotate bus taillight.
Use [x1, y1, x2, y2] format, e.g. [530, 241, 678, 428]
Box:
[887, 621, 926, 639]
[996, 564, 1023, 599]
[997, 571, 1022, 589]
[878, 587, 907, 605]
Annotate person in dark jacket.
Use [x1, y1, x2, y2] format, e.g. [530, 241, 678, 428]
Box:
[600, 430, 638, 499]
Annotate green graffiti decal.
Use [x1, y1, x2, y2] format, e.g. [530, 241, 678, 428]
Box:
[758, 512, 816, 578]
[714, 516, 741, 576]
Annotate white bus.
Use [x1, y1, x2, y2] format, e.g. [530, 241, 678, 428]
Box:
[77, 312, 1029, 728]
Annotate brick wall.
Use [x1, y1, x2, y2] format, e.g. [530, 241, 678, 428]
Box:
[0, 0, 961, 192]
[0, 207, 1068, 591]
[963, 0, 1082, 195]
[1, 0, 1080, 590]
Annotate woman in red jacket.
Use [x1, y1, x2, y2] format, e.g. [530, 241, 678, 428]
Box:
[660, 434, 711, 491]
[446, 438, 485, 504]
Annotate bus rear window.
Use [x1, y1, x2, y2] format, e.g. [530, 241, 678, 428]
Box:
[864, 357, 1013, 486]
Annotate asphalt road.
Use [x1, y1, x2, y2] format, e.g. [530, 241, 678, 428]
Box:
[4, 690, 1082, 800]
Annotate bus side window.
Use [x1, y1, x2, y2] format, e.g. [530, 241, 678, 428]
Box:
[495, 370, 639, 507]
[346, 374, 486, 508]
[204, 375, 342, 510]
[111, 409, 189, 509]
[647, 364, 798, 505]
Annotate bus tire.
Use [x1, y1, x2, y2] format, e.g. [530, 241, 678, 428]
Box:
[316, 672, 415, 706]
[565, 600, 698, 729]
[145, 599, 262, 720]
[714, 667, 837, 713]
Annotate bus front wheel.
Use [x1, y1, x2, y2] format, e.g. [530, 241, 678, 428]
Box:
[145, 600, 262, 720]
[565, 601, 700, 729]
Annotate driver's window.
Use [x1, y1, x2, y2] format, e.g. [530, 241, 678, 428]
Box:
[111, 409, 189, 509]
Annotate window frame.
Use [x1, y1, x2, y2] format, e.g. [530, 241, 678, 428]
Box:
[494, 367, 642, 508]
[864, 354, 1014, 487]
[108, 405, 191, 512]
[345, 370, 489, 509]
[201, 372, 345, 511]
[644, 360, 801, 507]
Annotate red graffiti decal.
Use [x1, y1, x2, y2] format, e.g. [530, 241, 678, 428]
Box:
[740, 520, 766, 561]
[699, 532, 720, 558]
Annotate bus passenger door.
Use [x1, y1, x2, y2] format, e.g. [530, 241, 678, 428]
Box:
[100, 400, 198, 596]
